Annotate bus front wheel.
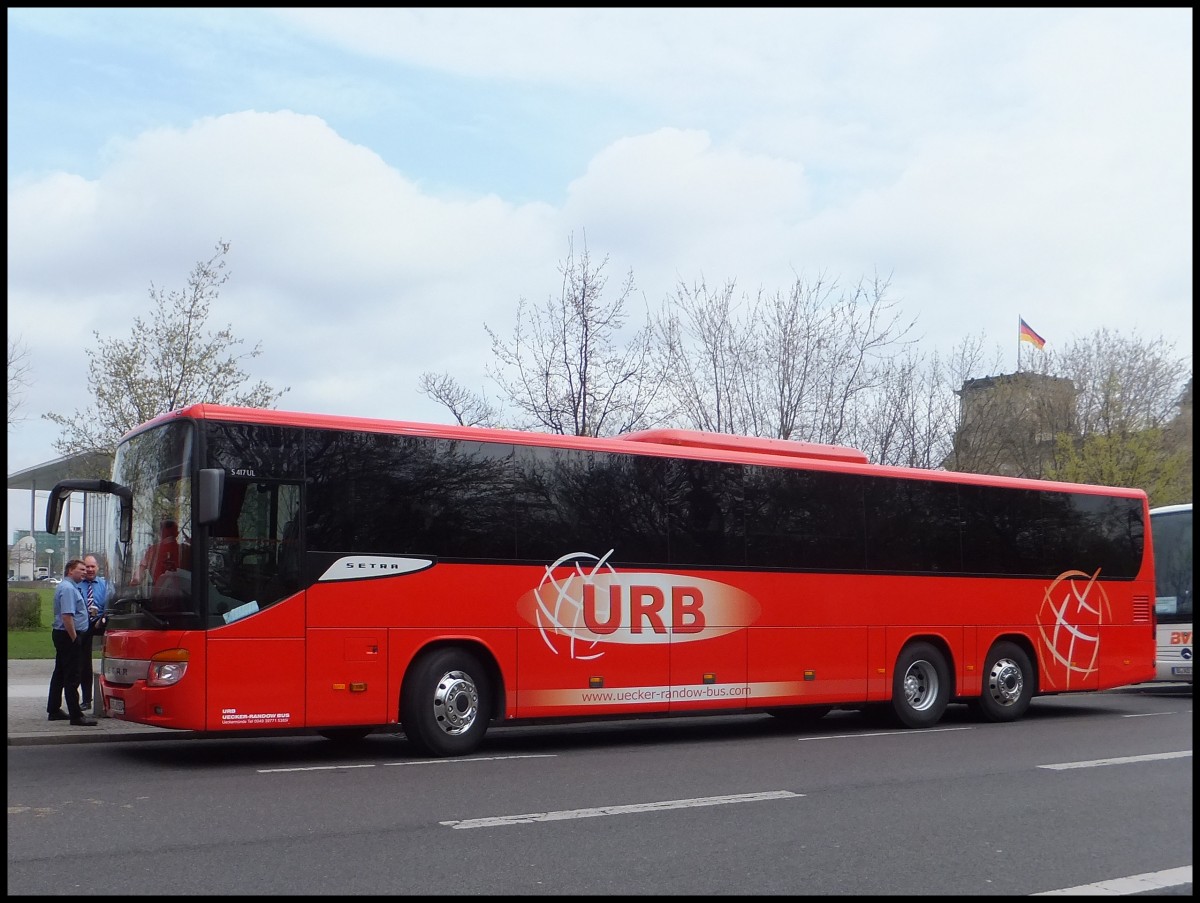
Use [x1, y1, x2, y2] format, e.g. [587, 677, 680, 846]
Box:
[891, 642, 950, 728]
[970, 642, 1034, 722]
[402, 648, 491, 757]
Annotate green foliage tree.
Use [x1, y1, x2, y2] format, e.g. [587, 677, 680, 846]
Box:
[1039, 329, 1192, 503]
[1050, 429, 1191, 507]
[44, 241, 289, 464]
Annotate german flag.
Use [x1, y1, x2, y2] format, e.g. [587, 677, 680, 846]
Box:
[1018, 318, 1046, 350]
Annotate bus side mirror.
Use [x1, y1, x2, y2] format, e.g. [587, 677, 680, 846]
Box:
[47, 478, 133, 543]
[198, 469, 224, 525]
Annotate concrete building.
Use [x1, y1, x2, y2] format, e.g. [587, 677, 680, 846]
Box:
[945, 371, 1077, 478]
[7, 451, 112, 580]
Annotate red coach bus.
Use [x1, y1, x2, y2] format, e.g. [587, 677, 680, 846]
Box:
[47, 404, 1156, 756]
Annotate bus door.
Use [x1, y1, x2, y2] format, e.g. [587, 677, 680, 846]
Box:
[205, 479, 311, 730]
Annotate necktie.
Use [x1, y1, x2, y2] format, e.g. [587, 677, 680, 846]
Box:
[87, 583, 94, 604]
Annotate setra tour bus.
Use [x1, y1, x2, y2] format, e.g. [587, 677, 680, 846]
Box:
[1149, 503, 1192, 684]
[46, 404, 1157, 756]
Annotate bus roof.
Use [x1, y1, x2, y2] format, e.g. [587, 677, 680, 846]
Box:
[139, 403, 1147, 501]
[619, 428, 869, 464]
[1150, 503, 1192, 515]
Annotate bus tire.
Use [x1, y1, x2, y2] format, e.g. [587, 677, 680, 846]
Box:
[970, 641, 1034, 722]
[402, 648, 491, 757]
[318, 727, 372, 743]
[891, 642, 950, 728]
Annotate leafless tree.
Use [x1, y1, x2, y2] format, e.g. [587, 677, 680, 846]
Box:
[652, 277, 753, 435]
[417, 372, 500, 427]
[655, 271, 918, 446]
[852, 333, 1007, 471]
[478, 233, 668, 436]
[7, 336, 33, 430]
[44, 240, 289, 458]
[1036, 328, 1190, 436]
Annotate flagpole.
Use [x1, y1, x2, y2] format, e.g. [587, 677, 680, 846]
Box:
[1016, 315, 1021, 373]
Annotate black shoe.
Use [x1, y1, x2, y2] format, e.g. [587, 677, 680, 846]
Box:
[70, 718, 98, 726]
[81, 700, 92, 708]
[47, 710, 70, 721]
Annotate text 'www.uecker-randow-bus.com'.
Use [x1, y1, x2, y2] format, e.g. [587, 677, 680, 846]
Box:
[581, 685, 751, 703]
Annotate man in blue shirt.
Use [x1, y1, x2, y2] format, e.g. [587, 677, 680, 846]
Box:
[79, 554, 108, 709]
[46, 559, 97, 726]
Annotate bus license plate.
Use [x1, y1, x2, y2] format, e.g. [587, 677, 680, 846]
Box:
[1171, 666, 1192, 677]
[109, 698, 125, 715]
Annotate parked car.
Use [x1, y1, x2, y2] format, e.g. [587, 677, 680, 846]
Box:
[36, 576, 61, 585]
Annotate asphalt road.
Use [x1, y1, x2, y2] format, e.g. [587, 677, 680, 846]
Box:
[7, 684, 1192, 895]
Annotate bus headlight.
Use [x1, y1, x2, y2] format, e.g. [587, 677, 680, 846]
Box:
[147, 649, 189, 687]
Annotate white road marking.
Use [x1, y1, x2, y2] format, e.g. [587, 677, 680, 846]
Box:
[800, 726, 972, 741]
[440, 790, 802, 829]
[1122, 711, 1177, 718]
[1038, 750, 1191, 770]
[258, 754, 554, 773]
[1032, 865, 1192, 895]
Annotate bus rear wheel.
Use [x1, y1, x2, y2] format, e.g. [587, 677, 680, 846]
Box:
[402, 648, 491, 757]
[970, 641, 1034, 722]
[891, 642, 950, 728]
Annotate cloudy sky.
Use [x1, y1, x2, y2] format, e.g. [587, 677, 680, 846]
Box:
[6, 8, 1193, 538]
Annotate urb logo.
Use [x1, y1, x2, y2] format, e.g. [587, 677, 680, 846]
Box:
[1035, 568, 1111, 690]
[516, 550, 760, 661]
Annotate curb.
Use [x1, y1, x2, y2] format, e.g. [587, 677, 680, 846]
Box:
[8, 730, 201, 747]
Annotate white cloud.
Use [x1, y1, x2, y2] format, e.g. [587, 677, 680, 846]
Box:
[7, 8, 1192, 538]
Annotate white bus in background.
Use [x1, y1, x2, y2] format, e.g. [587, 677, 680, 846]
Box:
[1150, 503, 1192, 684]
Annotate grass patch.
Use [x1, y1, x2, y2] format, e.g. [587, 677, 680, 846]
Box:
[6, 586, 55, 660]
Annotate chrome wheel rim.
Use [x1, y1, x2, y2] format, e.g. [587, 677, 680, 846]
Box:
[985, 658, 1024, 707]
[903, 660, 940, 712]
[432, 669, 479, 736]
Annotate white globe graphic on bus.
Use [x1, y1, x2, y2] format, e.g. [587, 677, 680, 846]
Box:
[532, 550, 618, 661]
[1036, 569, 1109, 690]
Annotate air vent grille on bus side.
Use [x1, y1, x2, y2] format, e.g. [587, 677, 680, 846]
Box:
[1132, 596, 1152, 623]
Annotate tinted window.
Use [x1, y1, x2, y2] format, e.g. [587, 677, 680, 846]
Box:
[204, 423, 304, 480]
[210, 421, 1145, 581]
[744, 467, 866, 570]
[864, 478, 963, 573]
[666, 460, 745, 567]
[512, 447, 668, 565]
[305, 431, 516, 558]
[959, 484, 1046, 576]
[960, 485, 1143, 578]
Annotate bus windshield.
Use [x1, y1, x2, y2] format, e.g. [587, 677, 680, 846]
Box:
[1150, 503, 1192, 684]
[104, 420, 201, 629]
[1152, 505, 1193, 624]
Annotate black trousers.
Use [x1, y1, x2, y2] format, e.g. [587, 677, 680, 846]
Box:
[48, 629, 85, 719]
[79, 625, 103, 705]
